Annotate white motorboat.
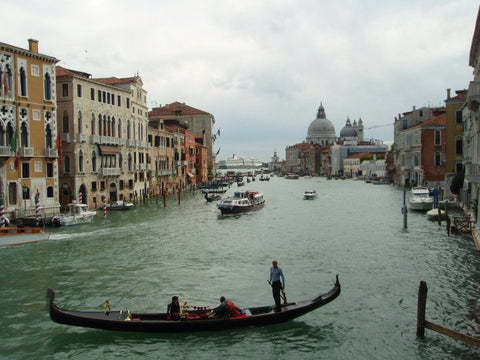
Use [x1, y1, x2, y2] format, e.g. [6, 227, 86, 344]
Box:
[408, 187, 433, 211]
[217, 190, 265, 215]
[52, 203, 97, 226]
[0, 226, 50, 246]
[303, 190, 317, 200]
[426, 208, 447, 221]
[101, 200, 134, 211]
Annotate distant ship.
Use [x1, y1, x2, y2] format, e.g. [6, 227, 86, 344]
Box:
[219, 154, 263, 169]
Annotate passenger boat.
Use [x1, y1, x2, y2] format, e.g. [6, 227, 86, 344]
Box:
[52, 203, 97, 226]
[217, 190, 265, 215]
[408, 187, 434, 211]
[46, 276, 340, 333]
[0, 226, 50, 246]
[303, 190, 317, 200]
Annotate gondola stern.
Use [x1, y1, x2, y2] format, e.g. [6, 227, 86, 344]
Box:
[46, 288, 55, 306]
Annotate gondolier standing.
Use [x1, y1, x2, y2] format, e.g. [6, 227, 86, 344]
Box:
[269, 260, 285, 312]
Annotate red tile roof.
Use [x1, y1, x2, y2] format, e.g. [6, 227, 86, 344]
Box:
[421, 113, 446, 126]
[56, 66, 91, 78]
[149, 102, 210, 116]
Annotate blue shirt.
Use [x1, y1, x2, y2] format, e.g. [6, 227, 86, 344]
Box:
[270, 267, 285, 286]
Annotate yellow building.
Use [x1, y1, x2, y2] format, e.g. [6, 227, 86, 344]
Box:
[0, 39, 59, 220]
[444, 88, 467, 176]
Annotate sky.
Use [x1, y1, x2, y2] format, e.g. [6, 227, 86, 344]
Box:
[3, 0, 478, 162]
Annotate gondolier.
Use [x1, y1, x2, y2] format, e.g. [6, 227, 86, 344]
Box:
[269, 260, 285, 312]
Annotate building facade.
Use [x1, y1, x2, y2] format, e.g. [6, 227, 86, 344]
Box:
[0, 39, 59, 220]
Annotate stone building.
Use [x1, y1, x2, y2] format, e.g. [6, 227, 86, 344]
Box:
[56, 66, 150, 209]
[0, 39, 59, 220]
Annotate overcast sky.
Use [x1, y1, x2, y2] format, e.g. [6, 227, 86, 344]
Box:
[4, 0, 477, 162]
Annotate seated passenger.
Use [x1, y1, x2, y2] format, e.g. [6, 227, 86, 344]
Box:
[214, 296, 244, 318]
[167, 296, 180, 320]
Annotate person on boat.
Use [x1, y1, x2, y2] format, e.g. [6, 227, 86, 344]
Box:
[214, 296, 244, 318]
[167, 296, 181, 320]
[269, 260, 285, 312]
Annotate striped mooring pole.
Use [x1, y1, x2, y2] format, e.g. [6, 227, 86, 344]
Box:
[0, 194, 4, 227]
[102, 194, 107, 218]
[35, 191, 40, 224]
[78, 192, 83, 204]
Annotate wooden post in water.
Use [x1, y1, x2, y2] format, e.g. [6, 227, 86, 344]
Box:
[417, 281, 427, 339]
[163, 190, 167, 208]
[402, 187, 408, 229]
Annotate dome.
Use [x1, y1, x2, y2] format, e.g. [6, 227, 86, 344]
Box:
[306, 103, 336, 145]
[340, 117, 357, 138]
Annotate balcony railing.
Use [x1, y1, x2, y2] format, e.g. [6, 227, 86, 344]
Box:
[0, 146, 12, 156]
[100, 167, 121, 176]
[76, 133, 87, 143]
[45, 148, 57, 158]
[20, 147, 34, 157]
[61, 133, 71, 142]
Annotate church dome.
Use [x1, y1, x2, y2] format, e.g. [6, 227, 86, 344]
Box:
[340, 117, 357, 138]
[306, 103, 336, 145]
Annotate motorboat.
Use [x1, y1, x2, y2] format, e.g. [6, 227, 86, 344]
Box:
[46, 276, 340, 333]
[217, 190, 265, 215]
[408, 187, 434, 211]
[0, 226, 50, 246]
[285, 173, 299, 179]
[52, 203, 97, 226]
[101, 200, 134, 211]
[303, 190, 317, 200]
[426, 208, 447, 221]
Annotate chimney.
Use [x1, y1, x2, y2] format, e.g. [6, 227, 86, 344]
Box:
[28, 39, 39, 53]
[446, 88, 451, 99]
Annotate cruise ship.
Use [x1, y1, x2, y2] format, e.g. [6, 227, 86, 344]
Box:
[219, 154, 263, 169]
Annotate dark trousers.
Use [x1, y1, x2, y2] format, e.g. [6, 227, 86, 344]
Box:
[272, 280, 282, 309]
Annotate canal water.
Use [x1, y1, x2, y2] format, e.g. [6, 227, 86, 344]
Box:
[1, 177, 479, 359]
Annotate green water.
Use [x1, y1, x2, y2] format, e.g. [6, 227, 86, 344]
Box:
[1, 178, 479, 359]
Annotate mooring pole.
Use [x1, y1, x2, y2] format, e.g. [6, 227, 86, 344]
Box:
[402, 187, 408, 229]
[417, 281, 428, 339]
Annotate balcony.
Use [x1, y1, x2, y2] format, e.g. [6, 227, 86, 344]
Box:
[45, 148, 57, 158]
[76, 133, 87, 143]
[467, 81, 480, 111]
[100, 167, 121, 176]
[90, 134, 101, 144]
[0, 146, 12, 157]
[128, 139, 136, 147]
[466, 163, 480, 183]
[19, 147, 34, 157]
[61, 133, 71, 142]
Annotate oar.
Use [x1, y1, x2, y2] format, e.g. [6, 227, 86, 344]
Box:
[267, 280, 287, 304]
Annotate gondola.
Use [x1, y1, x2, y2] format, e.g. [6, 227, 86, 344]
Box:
[46, 275, 340, 333]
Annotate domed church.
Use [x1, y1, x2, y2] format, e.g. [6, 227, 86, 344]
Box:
[306, 103, 336, 145]
[339, 117, 364, 142]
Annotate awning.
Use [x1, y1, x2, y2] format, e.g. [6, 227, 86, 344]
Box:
[98, 145, 121, 155]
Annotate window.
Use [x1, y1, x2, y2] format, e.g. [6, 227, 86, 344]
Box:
[434, 152, 441, 167]
[434, 130, 441, 146]
[102, 91, 106, 103]
[44, 72, 51, 100]
[20, 122, 28, 147]
[21, 162, 30, 178]
[456, 139, 463, 155]
[126, 98, 130, 109]
[91, 181, 97, 191]
[20, 67, 27, 97]
[47, 186, 54, 198]
[77, 84, 82, 97]
[117, 95, 121, 106]
[100, 181, 105, 191]
[64, 155, 70, 173]
[91, 113, 95, 135]
[455, 110, 463, 125]
[79, 150, 84, 172]
[107, 93, 110, 104]
[62, 111, 69, 133]
[119, 180, 124, 190]
[91, 88, 95, 100]
[98, 90, 101, 102]
[62, 83, 68, 97]
[112, 94, 115, 105]
[455, 162, 463, 174]
[78, 111, 83, 134]
[45, 124, 52, 148]
[47, 162, 53, 177]
[8, 182, 17, 205]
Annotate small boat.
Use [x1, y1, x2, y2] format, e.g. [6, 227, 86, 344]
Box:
[217, 190, 265, 215]
[426, 208, 447, 221]
[52, 203, 97, 226]
[204, 192, 221, 202]
[0, 226, 50, 246]
[102, 200, 134, 211]
[46, 276, 340, 333]
[303, 190, 317, 200]
[285, 173, 299, 179]
[408, 187, 434, 211]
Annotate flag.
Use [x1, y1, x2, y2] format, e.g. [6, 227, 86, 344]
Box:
[217, 128, 220, 136]
[216, 147, 221, 155]
[56, 132, 63, 166]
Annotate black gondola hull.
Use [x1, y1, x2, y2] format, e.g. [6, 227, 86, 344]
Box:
[46, 276, 340, 333]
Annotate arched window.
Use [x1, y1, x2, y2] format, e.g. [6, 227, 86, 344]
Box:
[434, 130, 441, 146]
[107, 116, 111, 136]
[119, 153, 123, 170]
[62, 111, 69, 133]
[0, 123, 5, 146]
[20, 122, 28, 147]
[78, 111, 82, 134]
[103, 115, 107, 136]
[112, 117, 116, 137]
[118, 119, 122, 138]
[98, 114, 102, 135]
[64, 155, 71, 173]
[127, 120, 131, 140]
[91, 113, 95, 135]
[128, 153, 132, 172]
[44, 72, 51, 100]
[92, 151, 97, 172]
[79, 150, 84, 172]
[20, 67, 27, 97]
[45, 124, 52, 148]
[6, 123, 14, 148]
[434, 152, 441, 167]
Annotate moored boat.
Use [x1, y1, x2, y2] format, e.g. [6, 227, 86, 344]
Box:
[52, 203, 97, 226]
[426, 208, 447, 221]
[0, 226, 50, 246]
[46, 276, 340, 333]
[217, 190, 265, 215]
[102, 200, 135, 211]
[408, 187, 433, 211]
